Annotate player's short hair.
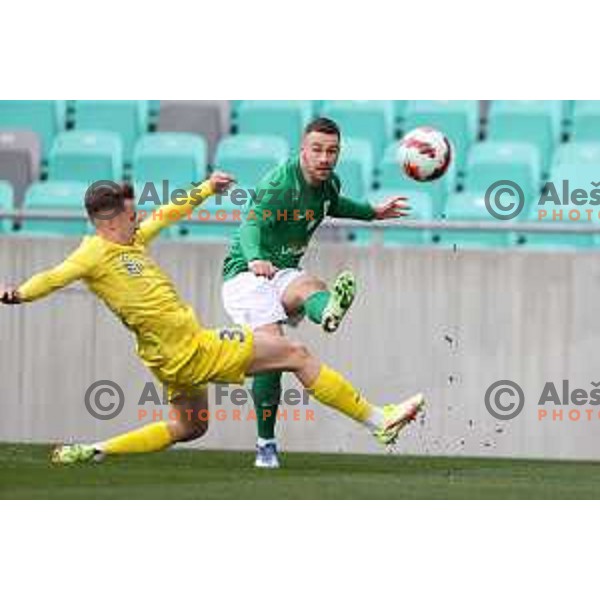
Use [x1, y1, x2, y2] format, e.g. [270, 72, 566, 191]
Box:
[304, 117, 340, 140]
[84, 182, 134, 220]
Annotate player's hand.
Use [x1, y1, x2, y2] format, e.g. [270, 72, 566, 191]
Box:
[0, 286, 22, 305]
[374, 196, 411, 220]
[209, 171, 236, 194]
[248, 260, 278, 279]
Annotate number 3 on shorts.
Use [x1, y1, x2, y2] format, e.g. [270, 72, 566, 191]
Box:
[218, 327, 246, 343]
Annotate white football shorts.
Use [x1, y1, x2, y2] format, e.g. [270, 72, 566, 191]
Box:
[222, 268, 305, 330]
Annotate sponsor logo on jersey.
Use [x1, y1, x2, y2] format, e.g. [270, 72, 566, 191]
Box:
[120, 253, 145, 276]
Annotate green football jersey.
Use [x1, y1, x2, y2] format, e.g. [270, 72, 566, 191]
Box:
[222, 156, 375, 281]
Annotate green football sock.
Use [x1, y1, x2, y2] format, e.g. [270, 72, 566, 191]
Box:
[303, 290, 330, 324]
[252, 371, 282, 440]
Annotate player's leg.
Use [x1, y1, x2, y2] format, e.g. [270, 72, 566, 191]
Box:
[280, 271, 357, 333]
[251, 323, 284, 468]
[51, 387, 210, 464]
[247, 331, 424, 445]
[222, 272, 287, 467]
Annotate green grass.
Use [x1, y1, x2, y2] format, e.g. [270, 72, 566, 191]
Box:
[1, 443, 600, 499]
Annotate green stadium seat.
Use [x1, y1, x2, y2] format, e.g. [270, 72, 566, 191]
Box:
[176, 178, 246, 241]
[378, 141, 457, 218]
[0, 101, 66, 158]
[237, 101, 313, 149]
[440, 191, 511, 248]
[20, 181, 90, 237]
[48, 131, 123, 183]
[73, 101, 149, 163]
[563, 100, 576, 133]
[487, 101, 562, 175]
[552, 142, 600, 169]
[464, 142, 541, 211]
[517, 163, 598, 249]
[320, 101, 394, 162]
[403, 101, 479, 174]
[133, 133, 207, 192]
[0, 181, 14, 233]
[214, 135, 289, 186]
[149, 100, 161, 115]
[394, 101, 409, 124]
[518, 202, 596, 250]
[572, 101, 600, 142]
[335, 138, 374, 199]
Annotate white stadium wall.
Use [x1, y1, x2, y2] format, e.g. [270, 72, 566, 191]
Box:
[1, 236, 600, 461]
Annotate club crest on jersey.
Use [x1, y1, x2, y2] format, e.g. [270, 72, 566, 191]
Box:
[120, 253, 145, 276]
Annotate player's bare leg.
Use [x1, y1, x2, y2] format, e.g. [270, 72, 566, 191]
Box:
[281, 271, 357, 334]
[247, 332, 424, 446]
[51, 388, 210, 465]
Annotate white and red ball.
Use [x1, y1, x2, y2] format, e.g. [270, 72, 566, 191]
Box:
[398, 127, 452, 182]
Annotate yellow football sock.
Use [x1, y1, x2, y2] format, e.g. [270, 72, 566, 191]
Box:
[99, 422, 174, 455]
[307, 364, 373, 423]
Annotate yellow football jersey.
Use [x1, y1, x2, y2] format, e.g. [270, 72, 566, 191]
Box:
[18, 182, 215, 379]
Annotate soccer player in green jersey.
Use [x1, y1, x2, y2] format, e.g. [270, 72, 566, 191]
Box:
[222, 118, 411, 468]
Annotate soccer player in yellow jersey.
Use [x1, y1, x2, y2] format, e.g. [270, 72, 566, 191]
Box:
[0, 174, 424, 464]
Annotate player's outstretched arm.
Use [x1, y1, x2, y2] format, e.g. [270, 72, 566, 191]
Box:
[1, 245, 95, 305]
[331, 194, 411, 221]
[139, 172, 236, 244]
[371, 196, 412, 220]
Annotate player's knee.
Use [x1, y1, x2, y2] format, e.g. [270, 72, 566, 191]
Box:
[187, 417, 209, 441]
[288, 341, 311, 369]
[172, 415, 209, 443]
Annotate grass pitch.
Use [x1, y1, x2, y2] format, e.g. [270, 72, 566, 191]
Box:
[1, 443, 599, 499]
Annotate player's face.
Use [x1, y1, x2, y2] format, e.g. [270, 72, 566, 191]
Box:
[301, 131, 340, 183]
[121, 198, 138, 238]
[107, 198, 137, 239]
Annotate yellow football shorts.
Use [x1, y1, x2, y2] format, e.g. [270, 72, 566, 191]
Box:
[155, 325, 254, 403]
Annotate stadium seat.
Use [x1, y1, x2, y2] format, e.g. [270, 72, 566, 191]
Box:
[148, 100, 161, 116]
[214, 135, 289, 187]
[403, 101, 479, 174]
[572, 101, 600, 142]
[237, 101, 313, 149]
[48, 131, 123, 183]
[394, 101, 409, 124]
[517, 163, 598, 249]
[0, 181, 14, 233]
[439, 192, 511, 248]
[73, 100, 148, 164]
[335, 138, 374, 199]
[133, 133, 207, 194]
[378, 141, 457, 218]
[19, 181, 90, 237]
[158, 101, 230, 163]
[487, 101, 562, 175]
[319, 101, 395, 162]
[464, 142, 542, 211]
[0, 100, 66, 158]
[552, 142, 600, 169]
[562, 100, 576, 134]
[0, 130, 41, 208]
[518, 203, 596, 249]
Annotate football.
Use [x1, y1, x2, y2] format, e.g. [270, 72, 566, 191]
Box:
[398, 126, 452, 182]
